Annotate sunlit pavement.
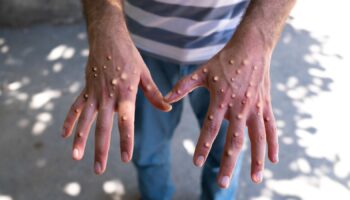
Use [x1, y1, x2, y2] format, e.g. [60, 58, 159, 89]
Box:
[1, 1, 349, 200]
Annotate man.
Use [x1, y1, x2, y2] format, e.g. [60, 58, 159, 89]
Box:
[62, 0, 296, 199]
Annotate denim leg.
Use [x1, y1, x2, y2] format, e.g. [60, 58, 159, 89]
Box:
[133, 53, 183, 200]
[186, 66, 244, 200]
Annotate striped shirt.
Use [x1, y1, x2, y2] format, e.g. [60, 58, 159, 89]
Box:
[124, 0, 250, 64]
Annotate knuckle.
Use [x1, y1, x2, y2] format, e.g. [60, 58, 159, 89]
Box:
[256, 133, 266, 143]
[69, 104, 76, 111]
[220, 165, 232, 174]
[232, 137, 244, 149]
[267, 136, 278, 147]
[146, 87, 161, 101]
[271, 124, 277, 133]
[205, 122, 220, 137]
[176, 79, 190, 91]
[79, 114, 89, 122]
[99, 100, 111, 109]
[73, 139, 83, 148]
[71, 100, 79, 109]
[63, 123, 70, 132]
[96, 148, 108, 156]
[271, 140, 279, 147]
[118, 124, 129, 133]
[96, 125, 109, 135]
[119, 122, 132, 133]
[64, 114, 76, 126]
[69, 105, 79, 115]
[178, 78, 187, 87]
[254, 164, 264, 171]
[120, 137, 131, 148]
[72, 98, 83, 108]
[265, 120, 276, 132]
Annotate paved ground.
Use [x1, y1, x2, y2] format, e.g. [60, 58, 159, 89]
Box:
[1, 1, 350, 200]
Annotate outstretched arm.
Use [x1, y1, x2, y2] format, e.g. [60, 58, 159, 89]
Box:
[165, 0, 296, 188]
[62, 0, 171, 175]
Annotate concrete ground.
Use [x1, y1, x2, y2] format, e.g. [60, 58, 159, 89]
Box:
[1, 1, 350, 200]
[0, 0, 82, 26]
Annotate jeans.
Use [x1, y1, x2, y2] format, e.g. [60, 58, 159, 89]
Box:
[132, 52, 244, 200]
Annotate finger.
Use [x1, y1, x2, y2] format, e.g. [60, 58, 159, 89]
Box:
[62, 91, 86, 138]
[193, 97, 225, 168]
[247, 114, 266, 184]
[140, 69, 172, 112]
[164, 67, 207, 104]
[217, 120, 245, 188]
[264, 103, 279, 163]
[117, 93, 136, 163]
[94, 102, 115, 175]
[72, 102, 97, 160]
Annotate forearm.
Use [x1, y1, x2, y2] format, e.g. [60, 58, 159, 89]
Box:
[81, 0, 131, 44]
[229, 0, 296, 54]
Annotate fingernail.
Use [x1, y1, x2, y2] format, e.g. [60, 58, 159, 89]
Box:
[195, 156, 205, 167]
[164, 92, 172, 100]
[274, 155, 279, 163]
[78, 131, 83, 137]
[95, 162, 102, 174]
[253, 172, 263, 183]
[72, 148, 79, 160]
[122, 152, 129, 163]
[165, 104, 173, 112]
[220, 176, 230, 188]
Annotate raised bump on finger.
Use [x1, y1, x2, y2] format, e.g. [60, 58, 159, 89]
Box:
[72, 102, 97, 160]
[193, 98, 226, 167]
[264, 103, 279, 163]
[62, 91, 86, 138]
[217, 117, 245, 188]
[140, 69, 172, 111]
[94, 102, 115, 175]
[247, 114, 266, 184]
[117, 97, 136, 163]
[164, 67, 207, 103]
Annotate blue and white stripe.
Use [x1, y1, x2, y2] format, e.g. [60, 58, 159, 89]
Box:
[124, 0, 250, 64]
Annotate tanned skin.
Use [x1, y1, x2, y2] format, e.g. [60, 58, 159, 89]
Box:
[62, 0, 296, 189]
[62, 0, 172, 175]
[165, 0, 296, 187]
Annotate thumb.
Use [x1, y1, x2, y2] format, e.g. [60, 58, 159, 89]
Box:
[164, 67, 207, 104]
[140, 68, 172, 112]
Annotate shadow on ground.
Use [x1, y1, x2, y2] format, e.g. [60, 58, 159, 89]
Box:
[0, 21, 345, 200]
[237, 22, 348, 200]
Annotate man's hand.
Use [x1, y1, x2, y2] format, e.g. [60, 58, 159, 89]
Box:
[164, 33, 278, 187]
[61, 0, 171, 175]
[165, 0, 296, 188]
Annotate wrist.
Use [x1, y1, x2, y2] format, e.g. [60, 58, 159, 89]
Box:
[83, 0, 129, 39]
[218, 23, 273, 77]
[227, 0, 296, 55]
[225, 24, 273, 61]
[86, 15, 133, 49]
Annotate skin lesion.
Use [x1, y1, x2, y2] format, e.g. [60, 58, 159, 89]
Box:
[191, 73, 199, 81]
[111, 78, 117, 85]
[120, 72, 127, 81]
[121, 115, 127, 121]
[69, 0, 291, 183]
[212, 76, 219, 82]
[164, 50, 277, 186]
[231, 133, 244, 149]
[236, 114, 243, 120]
